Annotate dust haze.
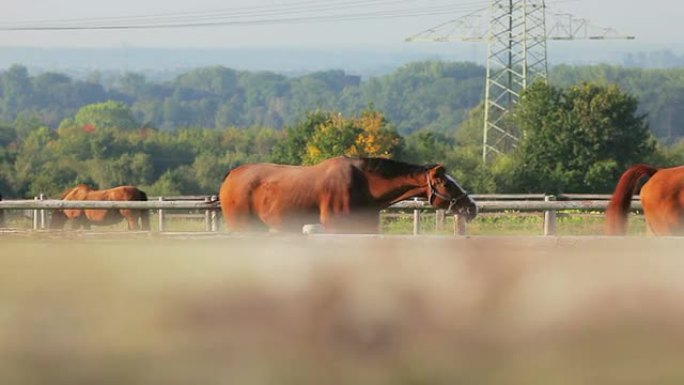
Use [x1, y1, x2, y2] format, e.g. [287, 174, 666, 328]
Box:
[0, 234, 682, 384]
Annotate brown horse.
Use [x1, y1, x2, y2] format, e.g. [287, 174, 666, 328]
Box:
[219, 156, 478, 233]
[50, 184, 150, 230]
[606, 164, 684, 236]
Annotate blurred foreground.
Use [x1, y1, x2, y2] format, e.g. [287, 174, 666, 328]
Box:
[1, 234, 683, 384]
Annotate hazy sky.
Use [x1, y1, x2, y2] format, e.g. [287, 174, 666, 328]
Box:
[0, 0, 680, 50]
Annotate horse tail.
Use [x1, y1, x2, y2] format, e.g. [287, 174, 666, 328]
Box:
[137, 189, 151, 231]
[605, 164, 659, 235]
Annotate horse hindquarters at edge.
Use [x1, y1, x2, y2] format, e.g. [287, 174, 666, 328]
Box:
[605, 164, 659, 235]
[219, 168, 258, 232]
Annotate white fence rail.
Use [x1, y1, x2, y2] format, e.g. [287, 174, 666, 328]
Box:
[0, 194, 640, 235]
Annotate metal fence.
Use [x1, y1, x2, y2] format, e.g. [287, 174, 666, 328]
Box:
[0, 194, 639, 235]
[390, 194, 640, 236]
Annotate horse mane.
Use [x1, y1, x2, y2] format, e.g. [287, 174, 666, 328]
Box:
[354, 157, 431, 179]
[605, 164, 659, 235]
[134, 188, 148, 201]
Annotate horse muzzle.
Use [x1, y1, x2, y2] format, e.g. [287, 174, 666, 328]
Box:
[450, 200, 478, 222]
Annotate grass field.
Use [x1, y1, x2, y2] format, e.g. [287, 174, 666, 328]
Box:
[3, 209, 649, 236]
[0, 234, 682, 384]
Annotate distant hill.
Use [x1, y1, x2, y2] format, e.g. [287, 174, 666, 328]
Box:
[0, 45, 482, 80]
[2, 43, 683, 79]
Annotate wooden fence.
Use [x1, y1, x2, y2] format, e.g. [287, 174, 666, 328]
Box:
[0, 194, 639, 235]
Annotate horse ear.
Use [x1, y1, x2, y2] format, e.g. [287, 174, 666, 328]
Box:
[428, 164, 446, 176]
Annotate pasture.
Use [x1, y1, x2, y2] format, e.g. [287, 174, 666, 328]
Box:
[1, 234, 683, 384]
[1, 207, 648, 236]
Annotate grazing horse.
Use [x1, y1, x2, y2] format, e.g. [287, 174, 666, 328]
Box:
[605, 164, 684, 236]
[218, 156, 478, 233]
[50, 184, 150, 231]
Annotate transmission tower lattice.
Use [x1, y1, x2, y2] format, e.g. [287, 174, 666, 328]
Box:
[406, 0, 635, 163]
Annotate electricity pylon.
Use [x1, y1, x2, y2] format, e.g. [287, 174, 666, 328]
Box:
[406, 1, 635, 163]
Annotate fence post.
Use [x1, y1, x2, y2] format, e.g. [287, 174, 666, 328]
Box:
[158, 197, 165, 232]
[33, 196, 39, 230]
[435, 209, 445, 232]
[411, 197, 421, 235]
[204, 196, 212, 232]
[412, 209, 420, 235]
[543, 195, 557, 236]
[39, 193, 46, 229]
[210, 195, 218, 232]
[453, 214, 467, 235]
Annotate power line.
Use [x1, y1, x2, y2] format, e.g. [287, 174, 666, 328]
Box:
[0, 0, 491, 31]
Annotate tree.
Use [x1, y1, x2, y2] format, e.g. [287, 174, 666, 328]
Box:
[510, 81, 656, 193]
[345, 108, 403, 159]
[73, 100, 139, 131]
[303, 113, 361, 165]
[272, 111, 329, 165]
[0, 65, 33, 122]
[278, 109, 403, 165]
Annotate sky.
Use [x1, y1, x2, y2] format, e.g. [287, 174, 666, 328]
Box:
[1, 0, 681, 51]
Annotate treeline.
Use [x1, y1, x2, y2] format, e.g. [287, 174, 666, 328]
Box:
[0, 62, 484, 136]
[1, 61, 684, 198]
[0, 105, 409, 198]
[4, 61, 684, 141]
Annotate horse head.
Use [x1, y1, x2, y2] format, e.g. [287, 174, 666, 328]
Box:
[425, 165, 478, 221]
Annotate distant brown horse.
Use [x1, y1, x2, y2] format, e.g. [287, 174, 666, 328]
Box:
[219, 156, 478, 233]
[50, 184, 150, 230]
[606, 164, 684, 236]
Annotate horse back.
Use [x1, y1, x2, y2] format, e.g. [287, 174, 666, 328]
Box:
[220, 160, 359, 230]
[104, 186, 148, 201]
[61, 184, 91, 218]
[222, 163, 328, 204]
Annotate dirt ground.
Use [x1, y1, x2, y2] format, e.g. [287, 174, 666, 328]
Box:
[1, 234, 683, 385]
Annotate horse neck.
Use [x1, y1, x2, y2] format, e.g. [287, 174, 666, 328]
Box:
[366, 172, 426, 206]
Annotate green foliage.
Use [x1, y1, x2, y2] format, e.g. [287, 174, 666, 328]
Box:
[0, 62, 486, 137]
[273, 109, 403, 166]
[271, 111, 328, 165]
[2, 62, 684, 197]
[509, 82, 656, 193]
[72, 100, 139, 131]
[303, 114, 361, 165]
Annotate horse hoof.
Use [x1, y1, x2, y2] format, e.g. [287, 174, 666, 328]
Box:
[302, 224, 324, 235]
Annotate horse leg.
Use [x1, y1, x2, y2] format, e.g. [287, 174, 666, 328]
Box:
[321, 208, 379, 234]
[73, 216, 89, 230]
[126, 215, 139, 230]
[222, 204, 254, 232]
[344, 211, 380, 234]
[119, 209, 140, 230]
